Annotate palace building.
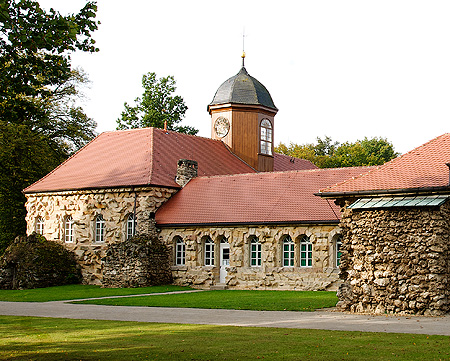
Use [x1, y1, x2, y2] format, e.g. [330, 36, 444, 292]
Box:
[24, 57, 450, 314]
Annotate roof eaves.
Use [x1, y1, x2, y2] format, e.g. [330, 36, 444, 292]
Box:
[156, 220, 340, 228]
[315, 185, 450, 199]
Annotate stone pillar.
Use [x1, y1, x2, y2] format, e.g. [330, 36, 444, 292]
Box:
[176, 159, 198, 187]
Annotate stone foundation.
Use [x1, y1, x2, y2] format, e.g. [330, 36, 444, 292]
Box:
[24, 186, 177, 284]
[337, 200, 450, 315]
[160, 224, 342, 291]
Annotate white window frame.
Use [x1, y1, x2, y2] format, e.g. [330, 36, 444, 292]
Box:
[126, 213, 136, 240]
[64, 216, 74, 243]
[249, 237, 261, 267]
[282, 235, 294, 267]
[336, 236, 342, 267]
[175, 237, 186, 266]
[35, 217, 44, 235]
[95, 215, 105, 243]
[300, 235, 312, 267]
[204, 237, 215, 266]
[260, 119, 273, 155]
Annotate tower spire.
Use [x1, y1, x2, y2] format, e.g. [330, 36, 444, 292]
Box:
[242, 27, 246, 67]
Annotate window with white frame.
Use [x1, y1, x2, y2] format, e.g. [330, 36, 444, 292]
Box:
[260, 119, 273, 155]
[175, 237, 185, 266]
[249, 237, 261, 267]
[35, 217, 44, 235]
[126, 213, 136, 240]
[95, 214, 105, 242]
[204, 237, 214, 266]
[64, 216, 74, 243]
[300, 235, 312, 267]
[282, 235, 294, 267]
[336, 236, 342, 267]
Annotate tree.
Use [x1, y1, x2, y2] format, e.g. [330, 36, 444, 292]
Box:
[275, 136, 399, 168]
[0, 0, 99, 254]
[116, 72, 198, 135]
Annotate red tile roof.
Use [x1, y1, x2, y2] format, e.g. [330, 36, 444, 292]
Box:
[319, 133, 450, 196]
[156, 167, 372, 226]
[24, 128, 256, 193]
[273, 153, 317, 171]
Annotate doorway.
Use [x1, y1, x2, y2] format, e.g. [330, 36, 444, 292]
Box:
[219, 239, 230, 284]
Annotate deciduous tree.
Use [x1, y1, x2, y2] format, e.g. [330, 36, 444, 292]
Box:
[0, 0, 99, 254]
[116, 72, 198, 135]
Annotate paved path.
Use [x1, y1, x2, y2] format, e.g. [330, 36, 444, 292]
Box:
[1, 300, 450, 335]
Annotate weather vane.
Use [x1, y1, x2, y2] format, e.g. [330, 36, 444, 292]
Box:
[242, 27, 247, 67]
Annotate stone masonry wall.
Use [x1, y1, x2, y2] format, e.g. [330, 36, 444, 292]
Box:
[25, 187, 177, 284]
[337, 200, 450, 316]
[160, 224, 342, 291]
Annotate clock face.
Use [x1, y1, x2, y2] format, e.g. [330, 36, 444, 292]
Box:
[214, 117, 230, 138]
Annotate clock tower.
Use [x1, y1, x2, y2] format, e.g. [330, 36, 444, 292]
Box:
[207, 54, 278, 172]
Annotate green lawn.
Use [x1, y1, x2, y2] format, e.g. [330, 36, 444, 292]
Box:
[1, 316, 449, 360]
[0, 284, 192, 302]
[74, 289, 338, 311]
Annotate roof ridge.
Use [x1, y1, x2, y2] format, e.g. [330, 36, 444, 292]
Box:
[318, 133, 450, 194]
[23, 134, 100, 193]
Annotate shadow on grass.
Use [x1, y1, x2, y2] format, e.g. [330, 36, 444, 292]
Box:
[1, 316, 450, 361]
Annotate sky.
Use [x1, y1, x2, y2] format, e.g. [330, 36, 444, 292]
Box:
[38, 0, 450, 155]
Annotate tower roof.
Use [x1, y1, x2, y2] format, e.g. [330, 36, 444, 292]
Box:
[208, 67, 277, 112]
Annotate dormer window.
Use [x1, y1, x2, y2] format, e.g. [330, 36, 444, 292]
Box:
[260, 119, 273, 155]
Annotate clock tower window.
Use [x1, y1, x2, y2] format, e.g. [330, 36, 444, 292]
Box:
[260, 119, 273, 155]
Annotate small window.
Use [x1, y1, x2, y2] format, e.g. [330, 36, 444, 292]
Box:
[175, 237, 186, 266]
[282, 235, 294, 267]
[260, 119, 273, 155]
[126, 213, 136, 240]
[249, 237, 261, 267]
[35, 217, 44, 235]
[300, 235, 312, 267]
[336, 236, 342, 267]
[204, 237, 215, 266]
[95, 215, 105, 242]
[64, 216, 74, 243]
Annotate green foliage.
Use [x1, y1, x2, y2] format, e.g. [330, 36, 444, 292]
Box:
[1, 317, 449, 361]
[275, 136, 399, 168]
[0, 1, 99, 253]
[116, 72, 198, 135]
[0, 233, 82, 289]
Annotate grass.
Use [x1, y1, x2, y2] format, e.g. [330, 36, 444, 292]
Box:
[74, 289, 339, 311]
[0, 284, 193, 302]
[1, 315, 449, 360]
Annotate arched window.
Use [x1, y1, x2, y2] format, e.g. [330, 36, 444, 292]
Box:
[35, 217, 44, 235]
[204, 237, 215, 266]
[336, 236, 342, 267]
[126, 213, 136, 240]
[300, 235, 312, 267]
[249, 236, 261, 267]
[175, 236, 185, 266]
[95, 215, 105, 243]
[282, 235, 294, 267]
[64, 216, 74, 243]
[260, 119, 273, 155]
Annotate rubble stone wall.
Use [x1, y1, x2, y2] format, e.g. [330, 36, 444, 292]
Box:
[24, 187, 177, 284]
[160, 224, 342, 290]
[337, 200, 450, 316]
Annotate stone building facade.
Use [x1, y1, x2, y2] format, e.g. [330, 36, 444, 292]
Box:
[336, 199, 450, 315]
[160, 224, 342, 290]
[25, 187, 176, 284]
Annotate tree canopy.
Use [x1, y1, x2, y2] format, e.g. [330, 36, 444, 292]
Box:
[0, 0, 99, 254]
[116, 72, 198, 135]
[275, 136, 399, 168]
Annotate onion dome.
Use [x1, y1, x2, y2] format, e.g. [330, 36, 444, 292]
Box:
[209, 66, 277, 111]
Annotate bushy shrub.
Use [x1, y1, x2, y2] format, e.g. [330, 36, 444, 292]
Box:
[0, 233, 81, 289]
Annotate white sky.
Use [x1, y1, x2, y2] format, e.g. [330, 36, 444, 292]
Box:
[38, 0, 450, 155]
